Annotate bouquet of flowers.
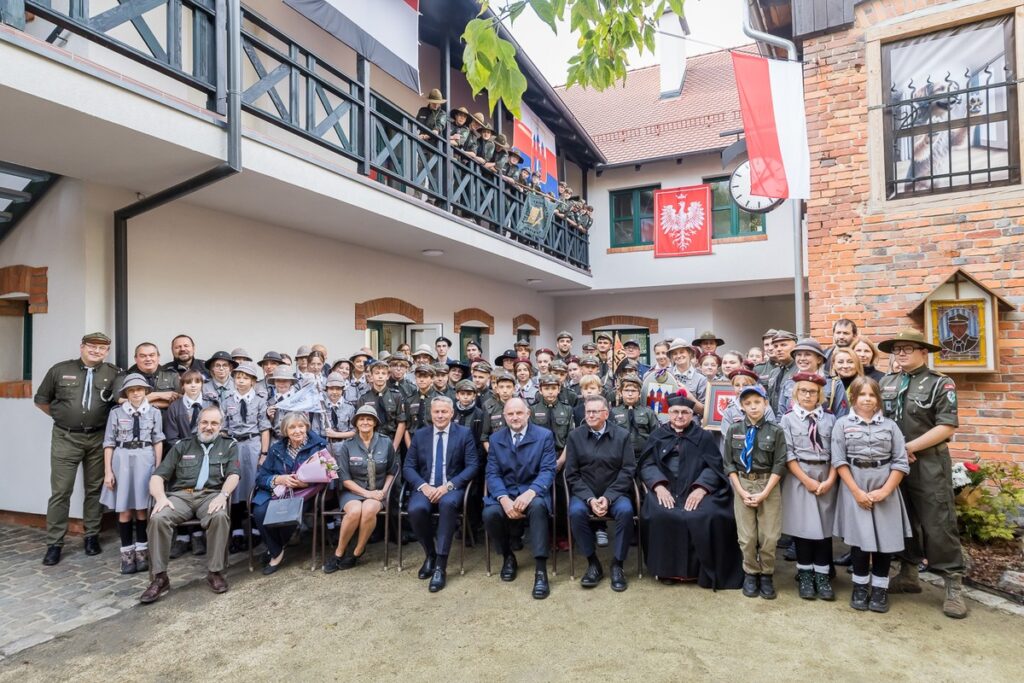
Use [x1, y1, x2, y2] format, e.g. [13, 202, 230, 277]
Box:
[951, 461, 983, 494]
[297, 449, 339, 483]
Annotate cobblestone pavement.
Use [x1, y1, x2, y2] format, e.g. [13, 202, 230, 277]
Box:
[0, 524, 254, 659]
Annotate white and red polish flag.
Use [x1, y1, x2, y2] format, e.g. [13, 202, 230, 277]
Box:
[731, 52, 810, 200]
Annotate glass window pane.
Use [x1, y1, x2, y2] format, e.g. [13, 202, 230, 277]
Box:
[612, 192, 633, 218]
[710, 179, 730, 209]
[712, 209, 733, 237]
[613, 219, 636, 246]
[738, 211, 764, 234]
[639, 218, 654, 244]
[638, 189, 655, 216]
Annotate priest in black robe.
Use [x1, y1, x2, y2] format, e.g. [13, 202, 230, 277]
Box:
[639, 394, 744, 589]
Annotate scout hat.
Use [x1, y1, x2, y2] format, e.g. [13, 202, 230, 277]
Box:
[538, 373, 560, 387]
[435, 336, 454, 347]
[455, 379, 477, 393]
[666, 393, 695, 410]
[232, 361, 260, 380]
[388, 352, 411, 366]
[761, 328, 778, 341]
[472, 360, 493, 374]
[378, 350, 392, 362]
[353, 404, 380, 425]
[493, 371, 516, 385]
[667, 338, 694, 356]
[772, 330, 798, 343]
[494, 349, 516, 365]
[426, 88, 446, 104]
[791, 338, 826, 360]
[414, 364, 436, 377]
[452, 106, 470, 118]
[295, 345, 312, 359]
[471, 112, 487, 129]
[792, 371, 826, 387]
[270, 365, 298, 382]
[695, 330, 725, 347]
[432, 362, 450, 375]
[349, 350, 373, 362]
[877, 329, 941, 354]
[326, 372, 347, 388]
[82, 332, 111, 345]
[619, 373, 643, 390]
[556, 330, 574, 341]
[595, 331, 614, 343]
[205, 351, 238, 371]
[230, 347, 252, 362]
[739, 385, 768, 400]
[727, 368, 760, 382]
[508, 147, 524, 163]
[413, 344, 437, 361]
[513, 339, 532, 349]
[118, 373, 151, 397]
[449, 361, 471, 377]
[258, 351, 284, 367]
[330, 359, 353, 373]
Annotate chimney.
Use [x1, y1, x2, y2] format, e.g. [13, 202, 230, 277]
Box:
[657, 12, 690, 99]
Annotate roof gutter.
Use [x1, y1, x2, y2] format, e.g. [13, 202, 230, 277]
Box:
[596, 146, 727, 172]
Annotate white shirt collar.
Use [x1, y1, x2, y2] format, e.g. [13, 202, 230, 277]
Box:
[183, 394, 203, 409]
[235, 389, 254, 402]
[434, 425, 449, 437]
[792, 405, 823, 420]
[124, 400, 151, 416]
[850, 411, 885, 425]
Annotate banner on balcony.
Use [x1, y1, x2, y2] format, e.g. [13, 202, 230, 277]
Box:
[513, 103, 558, 195]
[284, 0, 420, 92]
[516, 193, 555, 242]
[653, 184, 712, 258]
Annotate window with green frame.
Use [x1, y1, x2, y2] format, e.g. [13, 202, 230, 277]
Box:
[593, 329, 651, 365]
[609, 185, 659, 247]
[707, 176, 765, 238]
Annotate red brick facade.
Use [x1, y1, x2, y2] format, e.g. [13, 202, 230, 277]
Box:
[581, 315, 659, 335]
[512, 314, 540, 334]
[353, 297, 423, 330]
[803, 0, 1023, 462]
[453, 308, 494, 334]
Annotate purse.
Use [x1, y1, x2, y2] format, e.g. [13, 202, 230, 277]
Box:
[263, 489, 304, 528]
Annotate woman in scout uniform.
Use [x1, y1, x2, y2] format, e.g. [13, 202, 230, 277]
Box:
[513, 359, 538, 403]
[779, 339, 848, 418]
[221, 361, 271, 553]
[831, 376, 912, 613]
[698, 352, 724, 382]
[101, 373, 165, 574]
[324, 405, 399, 573]
[718, 369, 778, 437]
[780, 372, 838, 601]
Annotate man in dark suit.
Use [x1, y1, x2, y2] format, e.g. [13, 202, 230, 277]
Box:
[565, 395, 637, 592]
[483, 397, 557, 599]
[404, 396, 479, 593]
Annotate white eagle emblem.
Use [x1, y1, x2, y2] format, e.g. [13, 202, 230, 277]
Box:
[660, 193, 705, 249]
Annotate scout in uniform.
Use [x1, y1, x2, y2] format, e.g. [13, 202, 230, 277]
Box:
[432, 361, 457, 400]
[752, 328, 778, 386]
[255, 351, 285, 400]
[610, 374, 659, 457]
[722, 385, 787, 600]
[513, 359, 538, 402]
[877, 330, 967, 619]
[203, 350, 237, 406]
[555, 330, 574, 363]
[502, 147, 524, 183]
[356, 359, 407, 452]
[452, 379, 487, 452]
[462, 112, 487, 161]
[265, 365, 302, 440]
[230, 347, 253, 365]
[593, 331, 614, 378]
[481, 371, 517, 450]
[404, 364, 439, 445]
[549, 359, 578, 407]
[448, 106, 472, 150]
[577, 204, 594, 232]
[387, 352, 417, 401]
[448, 361, 470, 387]
[220, 361, 271, 553]
[578, 355, 614, 405]
[476, 118, 497, 166]
[471, 360, 494, 406]
[494, 348, 517, 373]
[126, 342, 181, 409]
[317, 372, 356, 443]
[530, 374, 574, 459]
[35, 332, 122, 566]
[667, 338, 707, 411]
[695, 331, 725, 357]
[416, 88, 448, 140]
[101, 373, 165, 574]
[164, 370, 212, 448]
[487, 133, 509, 173]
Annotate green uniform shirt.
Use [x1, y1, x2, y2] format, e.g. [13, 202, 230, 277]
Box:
[416, 106, 447, 135]
[122, 364, 181, 395]
[357, 387, 407, 438]
[35, 359, 122, 430]
[558, 385, 579, 407]
[529, 399, 573, 450]
[879, 364, 959, 447]
[154, 435, 240, 491]
[406, 389, 439, 435]
[482, 396, 506, 443]
[451, 123, 471, 148]
[610, 403, 660, 456]
[767, 360, 797, 414]
[722, 418, 788, 476]
[478, 138, 496, 163]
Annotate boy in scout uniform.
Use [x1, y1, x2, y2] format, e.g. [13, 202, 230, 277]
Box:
[487, 134, 510, 174]
[549, 359, 578, 407]
[35, 332, 123, 565]
[203, 351, 237, 406]
[481, 371, 517, 450]
[611, 374, 659, 456]
[432, 361, 456, 400]
[416, 88, 447, 140]
[387, 353, 417, 400]
[878, 330, 967, 619]
[357, 360, 407, 452]
[471, 361, 494, 406]
[476, 119, 497, 166]
[555, 330, 574, 363]
[404, 364, 439, 445]
[766, 330, 798, 413]
[753, 329, 778, 387]
[530, 374, 574, 460]
[449, 106, 472, 150]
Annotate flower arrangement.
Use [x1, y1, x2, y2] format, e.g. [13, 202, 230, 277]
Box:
[301, 449, 339, 482]
[951, 461, 984, 493]
[954, 460, 1024, 543]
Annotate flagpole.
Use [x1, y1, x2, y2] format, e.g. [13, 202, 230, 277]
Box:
[742, 10, 806, 339]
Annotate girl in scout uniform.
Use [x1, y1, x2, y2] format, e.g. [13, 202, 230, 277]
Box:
[266, 365, 303, 441]
[831, 377, 912, 613]
[780, 340, 848, 418]
[316, 372, 356, 449]
[780, 373, 838, 601]
[101, 373, 165, 574]
[513, 359, 538, 402]
[221, 361, 271, 553]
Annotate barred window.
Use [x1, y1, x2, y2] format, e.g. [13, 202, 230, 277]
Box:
[882, 16, 1019, 199]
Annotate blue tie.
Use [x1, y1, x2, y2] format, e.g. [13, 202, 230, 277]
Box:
[432, 431, 446, 486]
[195, 445, 211, 489]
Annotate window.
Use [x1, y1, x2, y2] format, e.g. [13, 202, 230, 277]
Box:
[707, 177, 764, 238]
[593, 329, 651, 365]
[882, 16, 1019, 199]
[609, 185, 658, 247]
[516, 329, 533, 345]
[0, 300, 31, 381]
[459, 326, 485, 360]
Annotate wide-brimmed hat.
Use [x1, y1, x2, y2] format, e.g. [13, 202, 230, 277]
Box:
[230, 347, 252, 361]
[295, 345, 312, 359]
[353, 404, 380, 425]
[232, 361, 260, 380]
[791, 338, 826, 360]
[507, 147, 524, 163]
[449, 362, 470, 377]
[258, 351, 284, 367]
[426, 88, 446, 104]
[330, 358, 353, 372]
[205, 351, 238, 371]
[388, 352, 411, 366]
[494, 349, 516, 365]
[695, 330, 725, 346]
[494, 133, 509, 148]
[118, 373, 151, 397]
[412, 344, 437, 361]
[877, 329, 941, 353]
[325, 372, 347, 389]
[349, 350, 373, 362]
[667, 339, 694, 355]
[270, 366, 298, 382]
[452, 106, 471, 118]
[472, 112, 486, 127]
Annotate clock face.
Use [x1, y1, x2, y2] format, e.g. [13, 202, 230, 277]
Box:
[729, 160, 785, 214]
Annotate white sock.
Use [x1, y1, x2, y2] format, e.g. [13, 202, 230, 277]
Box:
[813, 564, 830, 575]
[232, 529, 244, 537]
[135, 542, 148, 551]
[120, 545, 134, 553]
[796, 563, 812, 571]
[191, 531, 203, 538]
[871, 575, 890, 589]
[852, 574, 870, 585]
[176, 534, 190, 542]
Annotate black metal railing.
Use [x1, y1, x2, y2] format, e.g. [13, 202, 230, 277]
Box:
[884, 69, 1020, 199]
[14, 0, 589, 270]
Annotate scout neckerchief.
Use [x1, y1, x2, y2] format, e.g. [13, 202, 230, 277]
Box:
[793, 405, 824, 453]
[739, 420, 760, 473]
[82, 366, 95, 411]
[894, 373, 911, 423]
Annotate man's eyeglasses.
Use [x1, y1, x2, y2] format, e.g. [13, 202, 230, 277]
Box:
[890, 345, 921, 355]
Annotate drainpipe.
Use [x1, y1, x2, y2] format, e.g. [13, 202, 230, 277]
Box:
[741, 8, 807, 339]
[113, 0, 243, 368]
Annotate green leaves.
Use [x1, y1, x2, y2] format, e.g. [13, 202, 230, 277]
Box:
[461, 0, 686, 115]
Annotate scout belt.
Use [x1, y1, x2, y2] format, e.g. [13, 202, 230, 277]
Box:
[736, 471, 771, 479]
[849, 456, 892, 468]
[797, 458, 830, 465]
[115, 440, 153, 448]
[233, 433, 259, 442]
[59, 425, 102, 434]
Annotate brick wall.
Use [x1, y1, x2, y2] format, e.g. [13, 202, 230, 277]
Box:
[803, 0, 1024, 462]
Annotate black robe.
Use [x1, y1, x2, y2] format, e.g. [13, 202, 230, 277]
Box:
[639, 422, 744, 589]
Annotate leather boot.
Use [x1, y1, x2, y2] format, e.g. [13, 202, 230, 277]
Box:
[888, 561, 922, 594]
[943, 575, 969, 619]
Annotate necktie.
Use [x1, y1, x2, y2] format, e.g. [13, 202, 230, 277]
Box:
[375, 393, 388, 426]
[418, 396, 428, 427]
[740, 425, 757, 473]
[433, 431, 446, 486]
[132, 412, 141, 440]
[239, 398, 248, 424]
[189, 402, 201, 431]
[627, 407, 638, 433]
[807, 415, 823, 454]
[82, 367, 94, 411]
[513, 432, 522, 450]
[195, 445, 211, 489]
[331, 406, 339, 430]
[894, 373, 910, 423]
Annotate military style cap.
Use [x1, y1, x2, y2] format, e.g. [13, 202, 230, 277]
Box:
[695, 330, 725, 346]
[538, 373, 560, 387]
[579, 355, 600, 366]
[556, 330, 574, 341]
[549, 359, 568, 372]
[353, 404, 380, 424]
[761, 328, 778, 341]
[205, 351, 238, 371]
[413, 344, 437, 361]
[258, 351, 284, 366]
[739, 385, 768, 400]
[877, 329, 941, 353]
[326, 372, 347, 389]
[771, 330, 798, 343]
[432, 362, 449, 374]
[295, 345, 312, 359]
[727, 368, 760, 382]
[455, 379, 477, 393]
[616, 359, 639, 374]
[230, 347, 252, 361]
[388, 352, 410, 366]
[232, 361, 260, 380]
[622, 339, 640, 348]
[472, 361, 493, 374]
[791, 338, 826, 360]
[581, 342, 597, 352]
[618, 373, 643, 389]
[82, 332, 111, 345]
[435, 336, 453, 347]
[426, 88, 446, 104]
[414, 364, 436, 376]
[513, 339, 532, 349]
[493, 371, 516, 384]
[947, 311, 970, 323]
[118, 373, 151, 396]
[452, 106, 471, 117]
[595, 331, 614, 343]
[270, 365, 299, 382]
[792, 371, 826, 387]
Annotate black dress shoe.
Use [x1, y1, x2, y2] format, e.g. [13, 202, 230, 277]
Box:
[499, 554, 518, 582]
[580, 561, 604, 588]
[760, 574, 777, 600]
[834, 551, 853, 567]
[742, 573, 760, 598]
[192, 535, 207, 556]
[610, 565, 628, 592]
[510, 535, 524, 551]
[42, 545, 62, 566]
[418, 555, 437, 580]
[262, 560, 283, 576]
[83, 535, 102, 556]
[169, 539, 190, 559]
[532, 570, 550, 599]
[429, 567, 447, 593]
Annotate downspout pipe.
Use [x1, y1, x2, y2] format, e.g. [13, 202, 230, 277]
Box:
[113, 0, 243, 368]
[741, 8, 807, 339]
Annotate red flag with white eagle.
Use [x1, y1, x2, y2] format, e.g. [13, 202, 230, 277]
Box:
[731, 52, 810, 200]
[653, 184, 712, 258]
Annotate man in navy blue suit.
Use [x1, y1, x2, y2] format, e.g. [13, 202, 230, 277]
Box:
[483, 397, 557, 599]
[403, 396, 479, 593]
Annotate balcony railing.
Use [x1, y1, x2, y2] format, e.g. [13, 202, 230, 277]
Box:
[12, 0, 590, 270]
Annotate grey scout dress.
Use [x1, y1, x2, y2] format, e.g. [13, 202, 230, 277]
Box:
[100, 401, 165, 512]
[780, 407, 837, 540]
[221, 390, 271, 504]
[337, 433, 398, 508]
[831, 412, 912, 553]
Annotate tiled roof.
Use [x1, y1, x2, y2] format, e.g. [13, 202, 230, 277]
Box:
[555, 47, 749, 165]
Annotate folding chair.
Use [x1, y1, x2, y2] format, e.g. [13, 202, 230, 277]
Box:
[318, 476, 398, 570]
[564, 477, 643, 580]
[483, 480, 559, 577]
[396, 481, 476, 575]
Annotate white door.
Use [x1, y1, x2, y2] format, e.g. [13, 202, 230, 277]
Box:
[408, 324, 444, 352]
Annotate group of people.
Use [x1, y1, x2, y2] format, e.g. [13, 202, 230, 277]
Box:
[415, 89, 593, 233]
[33, 319, 967, 618]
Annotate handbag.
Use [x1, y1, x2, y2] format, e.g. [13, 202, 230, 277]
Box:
[263, 489, 304, 528]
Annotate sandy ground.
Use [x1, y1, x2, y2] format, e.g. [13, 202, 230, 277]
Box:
[1, 542, 1022, 682]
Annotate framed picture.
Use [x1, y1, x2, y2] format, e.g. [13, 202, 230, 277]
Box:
[703, 381, 735, 432]
[930, 299, 987, 370]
